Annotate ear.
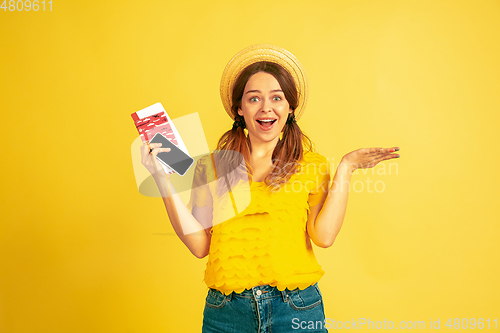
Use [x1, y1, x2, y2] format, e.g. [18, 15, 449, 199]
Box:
[288, 108, 293, 114]
[238, 108, 244, 117]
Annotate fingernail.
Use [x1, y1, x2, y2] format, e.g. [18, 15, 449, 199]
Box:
[396, 154, 400, 158]
[395, 148, 400, 151]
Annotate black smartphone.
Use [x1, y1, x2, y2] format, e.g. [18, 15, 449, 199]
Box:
[149, 133, 194, 176]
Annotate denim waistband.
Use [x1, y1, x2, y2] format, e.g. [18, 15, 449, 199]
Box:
[211, 282, 318, 303]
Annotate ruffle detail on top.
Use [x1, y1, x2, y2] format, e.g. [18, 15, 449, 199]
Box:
[203, 152, 330, 295]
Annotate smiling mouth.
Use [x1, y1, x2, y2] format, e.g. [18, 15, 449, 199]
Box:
[256, 119, 277, 126]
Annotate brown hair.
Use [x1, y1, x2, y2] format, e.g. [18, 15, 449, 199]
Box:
[215, 61, 314, 192]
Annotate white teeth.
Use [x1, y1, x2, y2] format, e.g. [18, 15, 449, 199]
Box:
[259, 119, 275, 122]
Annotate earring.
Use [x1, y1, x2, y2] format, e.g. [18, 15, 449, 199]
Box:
[244, 128, 248, 136]
[279, 131, 283, 141]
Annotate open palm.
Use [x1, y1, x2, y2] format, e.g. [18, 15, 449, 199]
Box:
[341, 147, 400, 172]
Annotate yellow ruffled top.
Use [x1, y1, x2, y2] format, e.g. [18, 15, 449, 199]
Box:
[189, 151, 330, 296]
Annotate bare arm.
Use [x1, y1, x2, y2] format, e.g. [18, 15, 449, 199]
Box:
[153, 172, 212, 258]
[307, 147, 400, 248]
[143, 142, 212, 258]
[306, 161, 352, 248]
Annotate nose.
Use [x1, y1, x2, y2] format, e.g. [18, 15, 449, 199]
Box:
[261, 98, 272, 112]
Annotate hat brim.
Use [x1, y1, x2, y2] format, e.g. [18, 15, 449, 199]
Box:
[220, 44, 308, 121]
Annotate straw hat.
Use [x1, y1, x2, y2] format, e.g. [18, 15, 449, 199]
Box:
[220, 44, 309, 121]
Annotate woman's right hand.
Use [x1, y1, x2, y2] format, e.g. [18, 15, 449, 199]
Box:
[140, 142, 171, 177]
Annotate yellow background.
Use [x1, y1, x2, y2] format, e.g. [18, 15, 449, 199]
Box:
[1, 0, 499, 332]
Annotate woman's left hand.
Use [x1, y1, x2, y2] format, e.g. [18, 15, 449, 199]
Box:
[340, 147, 400, 172]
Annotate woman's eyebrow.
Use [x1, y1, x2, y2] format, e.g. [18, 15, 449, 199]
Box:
[245, 89, 283, 94]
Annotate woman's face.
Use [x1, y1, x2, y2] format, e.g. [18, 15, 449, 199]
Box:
[238, 71, 292, 144]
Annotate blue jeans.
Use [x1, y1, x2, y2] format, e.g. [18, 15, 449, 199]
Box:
[202, 282, 328, 332]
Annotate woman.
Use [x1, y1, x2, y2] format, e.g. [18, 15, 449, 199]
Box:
[141, 44, 400, 332]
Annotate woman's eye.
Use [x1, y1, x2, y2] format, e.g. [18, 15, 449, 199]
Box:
[250, 97, 259, 102]
[273, 96, 282, 101]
